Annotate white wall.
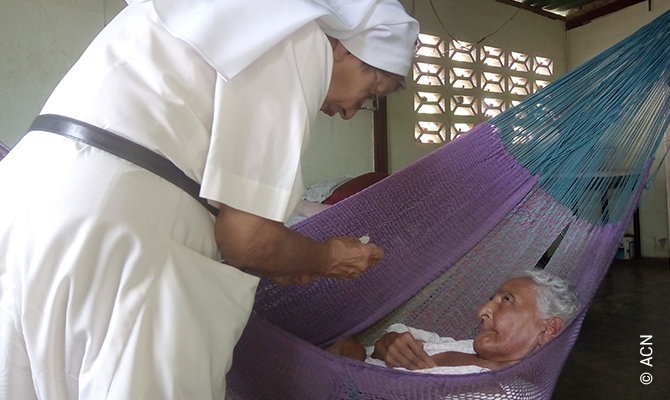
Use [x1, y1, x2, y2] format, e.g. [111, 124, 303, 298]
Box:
[0, 0, 373, 187]
[0, 0, 126, 147]
[8, 0, 662, 255]
[568, 0, 670, 258]
[301, 109, 375, 187]
[0, 0, 566, 188]
[389, 0, 567, 172]
[307, 0, 567, 184]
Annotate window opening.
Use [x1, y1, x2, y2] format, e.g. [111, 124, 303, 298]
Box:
[481, 46, 504, 68]
[509, 51, 530, 72]
[534, 56, 554, 76]
[415, 92, 446, 114]
[482, 72, 504, 93]
[450, 68, 476, 89]
[449, 40, 476, 63]
[415, 121, 447, 144]
[416, 33, 445, 58]
[412, 33, 554, 144]
[413, 62, 446, 86]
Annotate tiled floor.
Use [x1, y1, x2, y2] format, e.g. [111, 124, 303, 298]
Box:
[552, 258, 670, 399]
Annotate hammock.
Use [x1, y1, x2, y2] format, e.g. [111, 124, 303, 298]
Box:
[0, 141, 9, 160]
[226, 10, 670, 399]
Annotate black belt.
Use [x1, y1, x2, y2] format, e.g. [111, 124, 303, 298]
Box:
[29, 114, 219, 216]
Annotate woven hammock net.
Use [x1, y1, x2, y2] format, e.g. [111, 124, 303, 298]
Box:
[226, 10, 670, 400]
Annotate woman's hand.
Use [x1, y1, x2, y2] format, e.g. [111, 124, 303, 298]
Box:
[272, 237, 383, 285]
[372, 331, 437, 370]
[322, 237, 383, 279]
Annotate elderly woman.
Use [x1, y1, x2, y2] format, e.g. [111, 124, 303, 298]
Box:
[328, 269, 581, 374]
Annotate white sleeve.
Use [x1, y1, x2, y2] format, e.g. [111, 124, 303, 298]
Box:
[386, 323, 457, 345]
[201, 22, 332, 222]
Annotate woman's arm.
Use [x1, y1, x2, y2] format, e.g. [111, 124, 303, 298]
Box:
[431, 351, 511, 370]
[372, 331, 437, 370]
[215, 203, 383, 284]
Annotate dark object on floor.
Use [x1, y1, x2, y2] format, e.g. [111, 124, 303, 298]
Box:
[553, 258, 670, 399]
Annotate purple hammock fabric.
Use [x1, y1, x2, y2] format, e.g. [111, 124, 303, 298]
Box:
[0, 141, 9, 161]
[226, 122, 647, 399]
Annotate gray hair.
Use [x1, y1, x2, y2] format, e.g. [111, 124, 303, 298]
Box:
[516, 269, 581, 322]
[361, 61, 407, 92]
[380, 69, 406, 91]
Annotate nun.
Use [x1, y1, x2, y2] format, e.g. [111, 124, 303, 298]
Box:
[0, 0, 419, 398]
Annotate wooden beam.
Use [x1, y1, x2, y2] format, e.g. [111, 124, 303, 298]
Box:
[373, 97, 389, 174]
[566, 0, 646, 29]
[495, 0, 566, 20]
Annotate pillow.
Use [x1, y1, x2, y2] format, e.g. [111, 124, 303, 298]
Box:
[322, 172, 388, 205]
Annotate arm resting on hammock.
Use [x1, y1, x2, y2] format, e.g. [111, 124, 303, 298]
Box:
[372, 332, 509, 371]
[215, 203, 384, 284]
[372, 331, 437, 370]
[431, 351, 509, 370]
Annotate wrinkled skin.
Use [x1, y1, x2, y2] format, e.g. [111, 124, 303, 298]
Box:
[473, 278, 563, 365]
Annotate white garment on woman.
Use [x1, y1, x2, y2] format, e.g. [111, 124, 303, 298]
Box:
[126, 0, 420, 79]
[364, 324, 490, 375]
[0, 3, 330, 399]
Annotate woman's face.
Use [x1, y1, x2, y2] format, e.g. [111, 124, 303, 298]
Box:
[473, 278, 554, 364]
[321, 41, 399, 120]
